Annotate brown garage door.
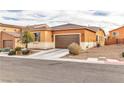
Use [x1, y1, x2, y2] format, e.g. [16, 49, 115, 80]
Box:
[55, 34, 80, 48]
[3, 40, 13, 48]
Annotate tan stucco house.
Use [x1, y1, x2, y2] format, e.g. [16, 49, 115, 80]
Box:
[28, 23, 105, 49]
[0, 23, 105, 49]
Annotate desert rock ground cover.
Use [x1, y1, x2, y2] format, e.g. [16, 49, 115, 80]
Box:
[64, 44, 124, 61]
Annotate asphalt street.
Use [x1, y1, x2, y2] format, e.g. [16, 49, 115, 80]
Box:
[0, 57, 124, 83]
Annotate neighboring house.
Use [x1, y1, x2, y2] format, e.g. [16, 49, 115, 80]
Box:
[88, 26, 105, 46]
[0, 23, 22, 48]
[28, 23, 105, 49]
[106, 26, 124, 45]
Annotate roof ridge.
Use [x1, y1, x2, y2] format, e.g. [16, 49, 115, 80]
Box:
[51, 23, 86, 28]
[28, 24, 49, 27]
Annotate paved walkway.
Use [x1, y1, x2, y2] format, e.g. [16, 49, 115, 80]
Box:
[30, 49, 69, 59]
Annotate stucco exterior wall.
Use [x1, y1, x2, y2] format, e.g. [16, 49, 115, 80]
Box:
[96, 30, 105, 46]
[28, 42, 54, 49]
[44, 31, 53, 42]
[84, 29, 96, 42]
[30, 30, 52, 42]
[81, 42, 96, 49]
[0, 26, 21, 33]
[29, 30, 54, 49]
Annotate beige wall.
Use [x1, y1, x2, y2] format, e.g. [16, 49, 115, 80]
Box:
[30, 30, 52, 42]
[0, 26, 21, 32]
[84, 30, 96, 42]
[96, 30, 105, 46]
[29, 30, 53, 49]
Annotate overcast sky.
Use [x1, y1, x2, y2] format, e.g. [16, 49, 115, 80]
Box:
[0, 10, 124, 34]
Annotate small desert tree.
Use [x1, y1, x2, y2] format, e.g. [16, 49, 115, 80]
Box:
[21, 26, 34, 48]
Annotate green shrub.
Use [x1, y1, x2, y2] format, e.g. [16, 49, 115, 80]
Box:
[0, 48, 2, 52]
[68, 43, 81, 55]
[22, 49, 30, 55]
[122, 52, 124, 57]
[15, 47, 22, 51]
[2, 48, 10, 52]
[8, 49, 16, 55]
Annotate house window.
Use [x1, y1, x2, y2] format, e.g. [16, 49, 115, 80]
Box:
[33, 32, 40, 42]
[112, 32, 119, 37]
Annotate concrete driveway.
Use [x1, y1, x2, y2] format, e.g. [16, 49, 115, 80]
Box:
[1, 57, 124, 83]
[30, 49, 69, 59]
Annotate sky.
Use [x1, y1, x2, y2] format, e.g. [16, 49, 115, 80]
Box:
[0, 10, 124, 34]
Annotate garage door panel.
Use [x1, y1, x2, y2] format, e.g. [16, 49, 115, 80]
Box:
[55, 34, 80, 48]
[3, 40, 13, 48]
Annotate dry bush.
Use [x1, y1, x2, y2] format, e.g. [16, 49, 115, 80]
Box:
[68, 43, 81, 55]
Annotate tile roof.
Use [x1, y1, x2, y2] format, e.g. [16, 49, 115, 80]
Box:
[88, 26, 105, 35]
[3, 31, 21, 38]
[28, 24, 51, 31]
[87, 26, 101, 31]
[109, 26, 124, 32]
[51, 23, 103, 32]
[0, 23, 23, 28]
[51, 23, 86, 30]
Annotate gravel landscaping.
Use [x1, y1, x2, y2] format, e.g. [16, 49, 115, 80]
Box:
[64, 44, 124, 61]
